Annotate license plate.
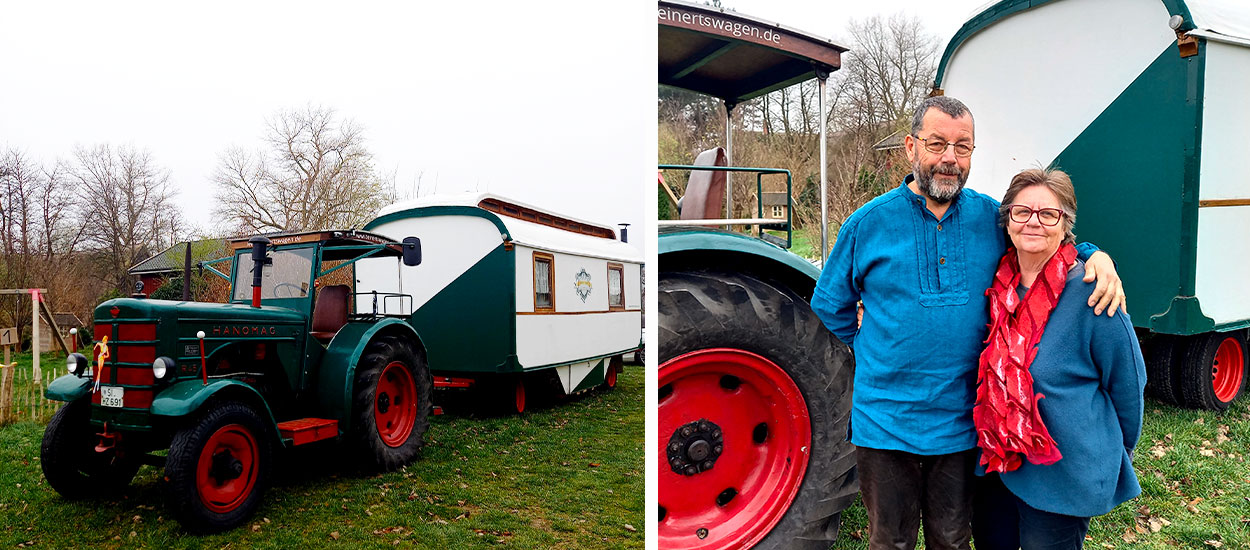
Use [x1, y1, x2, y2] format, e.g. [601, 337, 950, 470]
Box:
[100, 386, 124, 408]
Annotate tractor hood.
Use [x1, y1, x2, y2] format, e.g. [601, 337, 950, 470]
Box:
[95, 298, 306, 325]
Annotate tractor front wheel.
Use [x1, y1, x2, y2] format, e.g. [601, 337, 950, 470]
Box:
[41, 399, 140, 499]
[164, 401, 271, 533]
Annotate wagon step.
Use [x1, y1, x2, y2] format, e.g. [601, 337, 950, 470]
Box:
[277, 418, 339, 445]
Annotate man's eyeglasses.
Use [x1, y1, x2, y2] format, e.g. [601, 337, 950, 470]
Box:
[1007, 205, 1065, 226]
[913, 136, 975, 157]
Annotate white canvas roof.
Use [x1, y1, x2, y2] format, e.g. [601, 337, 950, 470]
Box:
[375, 192, 642, 263]
[1186, 0, 1250, 46]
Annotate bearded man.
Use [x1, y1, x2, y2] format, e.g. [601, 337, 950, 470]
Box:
[811, 96, 1126, 550]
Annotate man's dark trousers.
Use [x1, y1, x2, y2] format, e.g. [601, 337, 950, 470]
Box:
[858, 446, 976, 550]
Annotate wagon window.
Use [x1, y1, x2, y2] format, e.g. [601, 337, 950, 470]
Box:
[608, 263, 624, 310]
[534, 252, 554, 311]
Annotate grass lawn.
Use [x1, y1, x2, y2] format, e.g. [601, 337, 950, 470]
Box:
[0, 352, 643, 549]
[831, 397, 1250, 549]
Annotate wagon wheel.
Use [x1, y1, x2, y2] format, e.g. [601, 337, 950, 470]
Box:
[1180, 331, 1248, 411]
[658, 271, 858, 550]
[352, 335, 432, 471]
[1144, 334, 1185, 406]
[602, 354, 623, 390]
[164, 401, 271, 533]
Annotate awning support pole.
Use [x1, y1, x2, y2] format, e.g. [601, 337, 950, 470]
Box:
[725, 102, 735, 230]
[818, 71, 830, 263]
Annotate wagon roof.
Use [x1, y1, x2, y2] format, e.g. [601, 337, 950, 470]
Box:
[372, 193, 643, 263]
[937, 0, 1250, 87]
[658, 0, 847, 104]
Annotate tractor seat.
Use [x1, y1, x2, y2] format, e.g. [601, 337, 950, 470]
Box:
[679, 147, 727, 220]
[311, 285, 350, 342]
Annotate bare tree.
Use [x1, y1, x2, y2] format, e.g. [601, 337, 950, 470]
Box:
[213, 106, 394, 233]
[656, 12, 939, 255]
[835, 14, 938, 132]
[73, 143, 177, 292]
[0, 148, 101, 346]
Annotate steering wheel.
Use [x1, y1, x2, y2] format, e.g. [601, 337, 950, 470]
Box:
[273, 282, 303, 298]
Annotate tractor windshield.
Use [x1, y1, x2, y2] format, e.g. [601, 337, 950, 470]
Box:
[232, 247, 316, 301]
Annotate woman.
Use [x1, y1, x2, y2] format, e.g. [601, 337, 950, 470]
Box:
[971, 168, 1146, 549]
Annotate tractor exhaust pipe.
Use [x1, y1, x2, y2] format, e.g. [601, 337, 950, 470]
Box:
[248, 236, 272, 308]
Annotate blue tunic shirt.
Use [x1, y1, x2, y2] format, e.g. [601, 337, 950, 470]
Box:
[811, 178, 1097, 455]
[981, 261, 1145, 517]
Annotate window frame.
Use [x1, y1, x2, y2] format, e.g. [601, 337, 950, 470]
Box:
[533, 252, 555, 312]
[607, 262, 625, 311]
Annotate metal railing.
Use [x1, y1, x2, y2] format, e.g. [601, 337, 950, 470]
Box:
[657, 165, 794, 248]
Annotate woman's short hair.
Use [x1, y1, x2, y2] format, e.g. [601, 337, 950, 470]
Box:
[999, 168, 1077, 245]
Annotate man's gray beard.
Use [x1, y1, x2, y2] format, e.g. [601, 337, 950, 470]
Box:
[913, 161, 967, 204]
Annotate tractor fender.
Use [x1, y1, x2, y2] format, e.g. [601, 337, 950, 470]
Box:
[151, 379, 280, 438]
[45, 374, 92, 402]
[316, 318, 425, 429]
[659, 228, 821, 298]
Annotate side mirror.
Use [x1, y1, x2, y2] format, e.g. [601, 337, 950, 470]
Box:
[402, 237, 422, 266]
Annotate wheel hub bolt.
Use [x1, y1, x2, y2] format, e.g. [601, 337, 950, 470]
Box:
[696, 528, 709, 539]
[378, 393, 391, 413]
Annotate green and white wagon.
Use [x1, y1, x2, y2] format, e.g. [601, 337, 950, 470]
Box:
[364, 193, 642, 412]
[935, 0, 1250, 409]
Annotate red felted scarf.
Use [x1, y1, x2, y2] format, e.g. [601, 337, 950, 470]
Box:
[974, 242, 1076, 473]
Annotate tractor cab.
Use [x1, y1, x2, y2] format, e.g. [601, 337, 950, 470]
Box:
[210, 230, 421, 345]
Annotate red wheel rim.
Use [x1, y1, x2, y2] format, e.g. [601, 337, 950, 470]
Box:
[376, 361, 418, 447]
[1212, 336, 1245, 402]
[515, 379, 526, 413]
[657, 348, 811, 550]
[606, 364, 618, 388]
[196, 423, 260, 514]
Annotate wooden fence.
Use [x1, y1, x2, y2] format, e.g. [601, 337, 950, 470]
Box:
[0, 362, 60, 425]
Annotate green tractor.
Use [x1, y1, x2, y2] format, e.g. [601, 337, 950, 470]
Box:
[43, 230, 426, 533]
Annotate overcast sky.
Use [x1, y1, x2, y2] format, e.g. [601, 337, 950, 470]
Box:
[720, 0, 995, 52]
[2, 1, 1000, 254]
[2, 1, 653, 250]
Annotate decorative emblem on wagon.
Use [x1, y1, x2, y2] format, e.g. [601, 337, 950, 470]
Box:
[574, 268, 593, 302]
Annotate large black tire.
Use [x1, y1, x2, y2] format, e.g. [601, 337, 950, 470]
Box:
[352, 336, 432, 471]
[164, 401, 271, 534]
[657, 270, 858, 550]
[41, 399, 141, 498]
[1144, 334, 1185, 406]
[1179, 331, 1248, 411]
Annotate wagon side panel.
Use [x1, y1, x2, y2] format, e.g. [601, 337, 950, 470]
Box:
[1195, 40, 1250, 329]
[369, 214, 517, 373]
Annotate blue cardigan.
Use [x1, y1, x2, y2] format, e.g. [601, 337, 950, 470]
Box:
[978, 260, 1146, 517]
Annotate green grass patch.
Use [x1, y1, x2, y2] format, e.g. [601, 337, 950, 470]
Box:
[831, 398, 1250, 548]
[0, 352, 643, 549]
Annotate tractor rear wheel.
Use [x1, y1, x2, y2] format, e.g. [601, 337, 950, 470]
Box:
[41, 399, 140, 499]
[1180, 331, 1248, 411]
[658, 270, 857, 550]
[352, 336, 432, 471]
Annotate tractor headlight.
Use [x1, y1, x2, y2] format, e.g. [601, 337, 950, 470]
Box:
[67, 353, 88, 376]
[153, 357, 175, 380]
